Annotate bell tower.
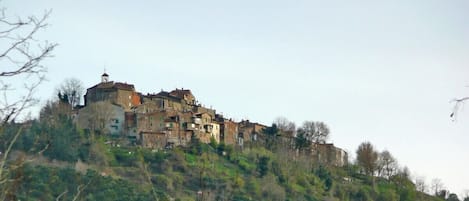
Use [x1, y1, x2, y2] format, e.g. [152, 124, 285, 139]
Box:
[101, 72, 109, 83]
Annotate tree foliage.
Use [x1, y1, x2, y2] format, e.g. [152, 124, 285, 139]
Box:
[447, 193, 461, 201]
[0, 118, 449, 201]
[297, 121, 330, 144]
[295, 128, 311, 151]
[356, 142, 378, 176]
[262, 123, 280, 150]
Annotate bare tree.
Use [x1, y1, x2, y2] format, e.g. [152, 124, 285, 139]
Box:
[298, 121, 330, 144]
[0, 8, 57, 123]
[431, 178, 445, 196]
[356, 141, 378, 176]
[415, 176, 428, 193]
[0, 5, 56, 200]
[56, 78, 84, 108]
[376, 150, 398, 179]
[273, 116, 296, 137]
[450, 82, 469, 121]
[273, 116, 296, 149]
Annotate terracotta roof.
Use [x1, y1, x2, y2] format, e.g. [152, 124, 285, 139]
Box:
[146, 91, 182, 101]
[113, 82, 135, 90]
[88, 81, 135, 91]
[156, 91, 171, 97]
[169, 89, 193, 99]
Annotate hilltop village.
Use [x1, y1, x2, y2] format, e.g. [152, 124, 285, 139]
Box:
[75, 73, 348, 166]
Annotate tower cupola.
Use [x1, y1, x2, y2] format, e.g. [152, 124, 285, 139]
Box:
[101, 72, 109, 83]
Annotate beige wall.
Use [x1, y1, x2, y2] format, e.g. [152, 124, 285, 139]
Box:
[312, 144, 348, 167]
[77, 101, 125, 136]
[210, 122, 221, 143]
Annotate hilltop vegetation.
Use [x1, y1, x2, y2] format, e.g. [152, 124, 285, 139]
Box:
[0, 111, 461, 201]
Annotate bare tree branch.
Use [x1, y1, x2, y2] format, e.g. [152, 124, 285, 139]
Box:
[450, 97, 469, 120]
[0, 127, 23, 181]
[0, 6, 55, 200]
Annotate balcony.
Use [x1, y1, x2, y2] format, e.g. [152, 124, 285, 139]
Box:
[183, 122, 196, 131]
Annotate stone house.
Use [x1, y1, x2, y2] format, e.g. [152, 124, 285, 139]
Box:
[76, 101, 125, 136]
[169, 88, 196, 106]
[164, 114, 193, 147]
[238, 120, 266, 143]
[209, 122, 221, 143]
[84, 73, 141, 111]
[192, 112, 214, 143]
[311, 143, 348, 167]
[193, 105, 216, 117]
[217, 118, 238, 145]
[134, 105, 177, 135]
[142, 92, 184, 112]
[133, 101, 200, 149]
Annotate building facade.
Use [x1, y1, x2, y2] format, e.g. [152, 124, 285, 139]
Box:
[84, 73, 141, 111]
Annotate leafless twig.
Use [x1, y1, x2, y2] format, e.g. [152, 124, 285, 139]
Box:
[0, 127, 23, 181]
[0, 6, 55, 200]
[450, 97, 469, 121]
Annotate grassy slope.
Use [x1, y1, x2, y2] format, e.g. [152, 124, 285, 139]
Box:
[8, 140, 445, 201]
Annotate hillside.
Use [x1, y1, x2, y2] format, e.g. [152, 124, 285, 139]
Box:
[0, 116, 452, 201]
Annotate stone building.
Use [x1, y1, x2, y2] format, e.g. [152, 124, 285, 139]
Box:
[140, 131, 167, 149]
[77, 73, 348, 164]
[209, 122, 221, 143]
[135, 88, 222, 148]
[311, 143, 348, 167]
[76, 101, 125, 136]
[142, 92, 184, 112]
[193, 112, 215, 143]
[193, 105, 216, 118]
[238, 120, 266, 143]
[169, 88, 196, 106]
[164, 113, 193, 147]
[216, 117, 238, 145]
[84, 73, 141, 111]
[133, 101, 204, 149]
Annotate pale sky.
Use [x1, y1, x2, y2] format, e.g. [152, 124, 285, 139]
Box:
[4, 0, 469, 195]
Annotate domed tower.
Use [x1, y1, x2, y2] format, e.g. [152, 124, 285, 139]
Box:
[101, 72, 109, 83]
